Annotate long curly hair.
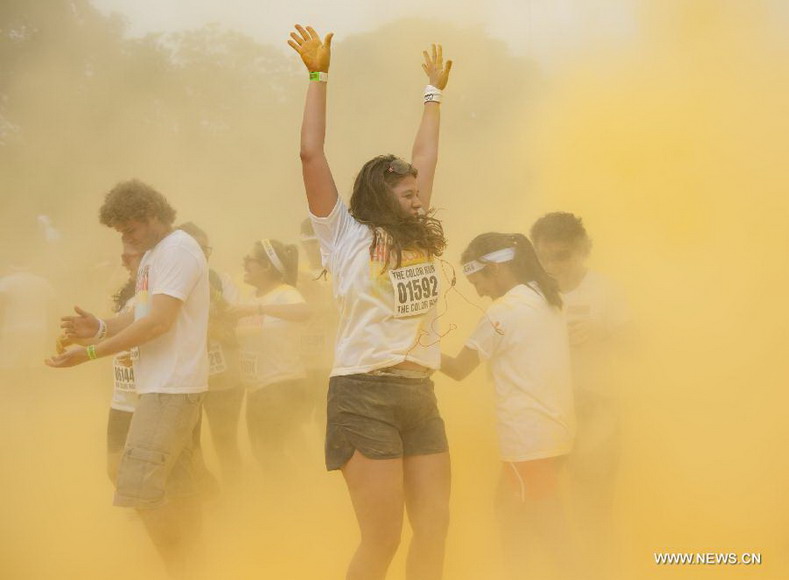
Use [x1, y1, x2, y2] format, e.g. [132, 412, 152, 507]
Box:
[461, 232, 563, 309]
[112, 278, 136, 313]
[350, 154, 446, 269]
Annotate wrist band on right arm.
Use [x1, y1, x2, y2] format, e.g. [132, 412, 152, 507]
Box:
[309, 71, 328, 82]
[424, 85, 442, 103]
[86, 345, 97, 360]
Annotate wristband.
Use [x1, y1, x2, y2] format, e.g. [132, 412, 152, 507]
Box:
[86, 345, 97, 360]
[424, 84, 442, 104]
[93, 318, 107, 341]
[309, 71, 328, 82]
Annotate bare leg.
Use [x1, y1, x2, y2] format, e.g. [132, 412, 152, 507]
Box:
[403, 452, 451, 580]
[342, 451, 405, 580]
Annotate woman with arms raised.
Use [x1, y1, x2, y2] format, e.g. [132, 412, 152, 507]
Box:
[288, 25, 453, 580]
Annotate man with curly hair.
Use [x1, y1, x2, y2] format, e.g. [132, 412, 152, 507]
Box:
[47, 179, 209, 579]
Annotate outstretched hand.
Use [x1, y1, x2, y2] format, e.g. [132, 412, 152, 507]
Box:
[422, 44, 453, 90]
[45, 346, 88, 368]
[60, 305, 99, 340]
[288, 25, 333, 73]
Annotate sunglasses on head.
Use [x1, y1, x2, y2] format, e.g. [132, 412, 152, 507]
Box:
[387, 158, 412, 175]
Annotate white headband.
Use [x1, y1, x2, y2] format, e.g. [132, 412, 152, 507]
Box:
[260, 239, 286, 274]
[462, 247, 516, 276]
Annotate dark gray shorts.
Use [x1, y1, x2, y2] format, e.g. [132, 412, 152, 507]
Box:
[325, 373, 449, 471]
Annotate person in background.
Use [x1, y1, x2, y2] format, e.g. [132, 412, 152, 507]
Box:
[47, 179, 210, 579]
[441, 232, 577, 580]
[55, 242, 143, 483]
[297, 217, 336, 433]
[531, 212, 633, 579]
[104, 243, 142, 482]
[230, 239, 310, 480]
[178, 222, 243, 486]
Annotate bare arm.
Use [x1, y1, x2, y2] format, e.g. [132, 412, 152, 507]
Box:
[58, 305, 134, 341]
[227, 302, 312, 322]
[440, 347, 480, 381]
[54, 308, 134, 353]
[411, 44, 453, 210]
[289, 25, 339, 217]
[106, 310, 135, 336]
[46, 294, 183, 367]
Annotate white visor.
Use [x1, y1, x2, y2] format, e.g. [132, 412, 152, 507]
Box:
[462, 247, 516, 276]
[260, 239, 286, 274]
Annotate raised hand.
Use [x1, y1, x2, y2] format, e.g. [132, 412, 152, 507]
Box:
[422, 44, 453, 90]
[60, 305, 99, 340]
[288, 25, 333, 73]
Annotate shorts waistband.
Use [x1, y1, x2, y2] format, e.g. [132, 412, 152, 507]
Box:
[367, 367, 434, 380]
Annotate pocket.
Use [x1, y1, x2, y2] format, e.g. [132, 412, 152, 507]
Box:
[116, 446, 169, 503]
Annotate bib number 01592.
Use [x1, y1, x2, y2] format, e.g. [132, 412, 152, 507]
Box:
[388, 262, 440, 318]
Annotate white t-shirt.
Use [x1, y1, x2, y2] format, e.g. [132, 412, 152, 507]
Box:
[297, 268, 335, 371]
[310, 198, 441, 376]
[133, 230, 209, 395]
[0, 269, 55, 369]
[466, 284, 575, 462]
[236, 284, 307, 389]
[562, 270, 631, 400]
[110, 297, 137, 412]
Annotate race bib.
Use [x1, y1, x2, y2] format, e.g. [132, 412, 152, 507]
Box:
[207, 341, 227, 376]
[388, 262, 440, 318]
[113, 355, 136, 393]
[240, 351, 259, 382]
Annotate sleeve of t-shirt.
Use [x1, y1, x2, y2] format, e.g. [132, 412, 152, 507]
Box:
[465, 308, 504, 361]
[149, 245, 203, 301]
[309, 198, 362, 270]
[273, 286, 306, 306]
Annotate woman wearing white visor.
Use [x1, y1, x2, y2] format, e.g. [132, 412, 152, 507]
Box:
[441, 232, 577, 580]
[231, 239, 311, 478]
